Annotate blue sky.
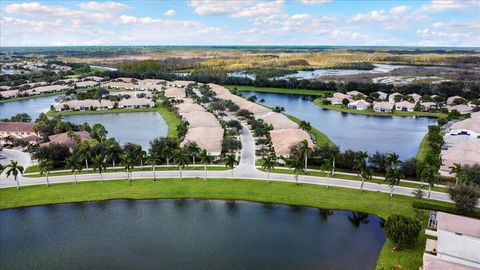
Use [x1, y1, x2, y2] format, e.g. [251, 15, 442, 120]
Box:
[1, 0, 479, 47]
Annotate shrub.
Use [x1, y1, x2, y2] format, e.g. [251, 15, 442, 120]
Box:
[448, 184, 480, 214]
[384, 215, 421, 250]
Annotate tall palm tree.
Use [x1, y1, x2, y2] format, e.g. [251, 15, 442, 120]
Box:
[147, 152, 160, 181]
[92, 155, 107, 182]
[320, 160, 333, 188]
[65, 154, 82, 184]
[285, 157, 305, 185]
[38, 159, 54, 186]
[354, 151, 371, 192]
[172, 149, 189, 181]
[161, 146, 173, 166]
[299, 121, 312, 132]
[422, 165, 437, 200]
[5, 160, 24, 190]
[105, 138, 122, 168]
[120, 154, 134, 182]
[77, 143, 91, 169]
[298, 140, 312, 173]
[224, 154, 239, 181]
[261, 154, 276, 183]
[185, 142, 200, 166]
[329, 145, 340, 176]
[449, 163, 464, 185]
[385, 152, 402, 199]
[198, 149, 212, 181]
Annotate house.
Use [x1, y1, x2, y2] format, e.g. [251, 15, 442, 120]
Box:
[373, 102, 394, 113]
[447, 104, 472, 115]
[118, 98, 154, 109]
[388, 92, 402, 103]
[346, 91, 365, 98]
[180, 127, 224, 156]
[422, 212, 480, 269]
[0, 122, 40, 144]
[395, 101, 415, 112]
[327, 92, 351, 105]
[421, 102, 436, 111]
[54, 99, 114, 111]
[0, 90, 19, 99]
[408, 93, 422, 103]
[348, 100, 371, 110]
[41, 131, 92, 148]
[75, 80, 99, 88]
[448, 118, 480, 138]
[269, 129, 315, 156]
[27, 84, 72, 95]
[165, 87, 186, 98]
[373, 91, 388, 100]
[446, 95, 464, 105]
[83, 76, 104, 82]
[439, 140, 480, 176]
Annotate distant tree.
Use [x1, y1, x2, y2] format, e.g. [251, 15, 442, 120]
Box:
[147, 152, 160, 181]
[91, 123, 108, 142]
[92, 154, 107, 182]
[284, 157, 305, 185]
[384, 215, 421, 250]
[385, 153, 402, 199]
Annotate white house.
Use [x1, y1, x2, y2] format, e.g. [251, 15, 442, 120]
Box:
[118, 98, 154, 109]
[395, 101, 415, 112]
[446, 95, 464, 105]
[54, 99, 114, 111]
[348, 99, 371, 110]
[447, 104, 472, 115]
[373, 101, 394, 113]
[421, 102, 436, 111]
[408, 93, 422, 103]
[327, 92, 351, 105]
[448, 118, 480, 138]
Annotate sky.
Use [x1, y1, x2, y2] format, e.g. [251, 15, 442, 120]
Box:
[1, 0, 479, 47]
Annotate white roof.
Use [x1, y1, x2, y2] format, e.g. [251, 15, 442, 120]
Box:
[450, 118, 480, 133]
[270, 129, 314, 156]
[257, 112, 298, 130]
[180, 127, 224, 154]
[373, 101, 394, 109]
[165, 87, 186, 97]
[118, 98, 154, 107]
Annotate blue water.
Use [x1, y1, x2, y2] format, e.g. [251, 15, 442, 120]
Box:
[0, 95, 59, 120]
[243, 91, 436, 159]
[0, 199, 385, 270]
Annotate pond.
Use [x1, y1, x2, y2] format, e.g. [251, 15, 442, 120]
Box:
[0, 199, 385, 270]
[64, 112, 167, 150]
[242, 91, 437, 160]
[274, 64, 406, 80]
[0, 95, 59, 120]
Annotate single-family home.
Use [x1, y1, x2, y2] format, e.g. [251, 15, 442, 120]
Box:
[346, 91, 365, 99]
[408, 93, 422, 103]
[388, 92, 402, 103]
[165, 87, 186, 98]
[54, 99, 114, 111]
[0, 122, 41, 144]
[75, 80, 99, 88]
[327, 92, 351, 105]
[448, 118, 480, 138]
[348, 100, 371, 110]
[0, 90, 19, 99]
[41, 131, 92, 149]
[83, 76, 104, 82]
[440, 140, 480, 176]
[420, 102, 436, 111]
[395, 101, 415, 112]
[373, 101, 394, 113]
[446, 95, 464, 105]
[118, 98, 154, 109]
[447, 104, 472, 115]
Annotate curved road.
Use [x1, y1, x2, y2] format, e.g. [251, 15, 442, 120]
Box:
[0, 125, 453, 203]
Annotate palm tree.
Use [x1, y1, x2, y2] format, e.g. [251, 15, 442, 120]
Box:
[320, 160, 333, 188]
[105, 138, 122, 168]
[285, 157, 305, 185]
[161, 146, 173, 166]
[38, 159, 54, 186]
[65, 154, 82, 184]
[5, 160, 24, 190]
[224, 154, 239, 181]
[329, 145, 340, 176]
[299, 121, 312, 132]
[385, 152, 402, 199]
[354, 151, 371, 192]
[298, 140, 312, 173]
[147, 152, 160, 181]
[185, 142, 200, 166]
[261, 154, 276, 183]
[120, 154, 134, 182]
[77, 143, 90, 169]
[172, 149, 189, 181]
[0, 164, 4, 182]
[92, 155, 107, 182]
[449, 163, 464, 185]
[198, 149, 212, 181]
[422, 165, 437, 200]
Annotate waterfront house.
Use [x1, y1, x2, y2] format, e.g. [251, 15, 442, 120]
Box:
[348, 100, 371, 110]
[447, 104, 472, 115]
[373, 101, 394, 113]
[0, 122, 40, 144]
[346, 91, 365, 99]
[118, 98, 154, 109]
[422, 212, 480, 269]
[41, 131, 92, 148]
[421, 102, 436, 111]
[327, 92, 351, 105]
[439, 140, 480, 176]
[257, 112, 299, 130]
[27, 84, 72, 95]
[448, 118, 480, 138]
[0, 90, 19, 99]
[446, 95, 464, 105]
[54, 99, 114, 111]
[269, 129, 315, 156]
[165, 87, 186, 98]
[395, 101, 415, 112]
[75, 80, 99, 88]
[180, 127, 224, 156]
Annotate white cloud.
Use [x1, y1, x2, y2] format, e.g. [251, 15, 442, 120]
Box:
[6, 2, 77, 17]
[349, 8, 427, 29]
[197, 27, 221, 34]
[189, 0, 284, 17]
[296, 0, 330, 5]
[432, 21, 480, 30]
[163, 9, 176, 16]
[421, 0, 480, 12]
[79, 1, 128, 11]
[389, 6, 409, 15]
[416, 28, 470, 38]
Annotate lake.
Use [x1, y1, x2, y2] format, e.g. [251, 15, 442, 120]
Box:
[1, 95, 59, 120]
[242, 91, 437, 159]
[64, 112, 167, 150]
[0, 199, 385, 270]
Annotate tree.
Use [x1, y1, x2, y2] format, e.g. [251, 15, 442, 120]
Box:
[329, 145, 341, 176]
[76, 143, 91, 169]
[185, 142, 200, 166]
[147, 152, 160, 181]
[105, 138, 122, 168]
[297, 139, 313, 173]
[120, 154, 134, 182]
[91, 123, 108, 142]
[198, 149, 212, 181]
[5, 160, 24, 190]
[384, 215, 421, 250]
[449, 163, 465, 184]
[448, 184, 479, 214]
[299, 121, 312, 132]
[161, 146, 174, 166]
[285, 157, 305, 185]
[385, 152, 402, 199]
[65, 154, 82, 184]
[172, 149, 189, 181]
[421, 165, 437, 200]
[342, 98, 350, 106]
[354, 151, 372, 192]
[320, 160, 333, 189]
[38, 159, 54, 186]
[224, 154, 239, 181]
[261, 154, 276, 183]
[92, 155, 107, 182]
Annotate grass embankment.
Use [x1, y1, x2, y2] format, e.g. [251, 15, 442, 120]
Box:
[227, 85, 333, 96]
[157, 103, 181, 138]
[287, 114, 333, 146]
[416, 133, 431, 161]
[314, 98, 446, 118]
[0, 177, 441, 269]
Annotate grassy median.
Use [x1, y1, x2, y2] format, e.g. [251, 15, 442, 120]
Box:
[0, 177, 441, 269]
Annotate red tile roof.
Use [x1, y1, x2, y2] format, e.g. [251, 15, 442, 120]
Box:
[0, 122, 35, 133]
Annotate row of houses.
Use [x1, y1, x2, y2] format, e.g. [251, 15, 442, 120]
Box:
[54, 98, 154, 111]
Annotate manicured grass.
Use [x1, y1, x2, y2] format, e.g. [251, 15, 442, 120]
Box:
[286, 114, 333, 146]
[416, 133, 431, 161]
[157, 103, 181, 138]
[314, 98, 446, 118]
[0, 177, 437, 269]
[226, 85, 333, 96]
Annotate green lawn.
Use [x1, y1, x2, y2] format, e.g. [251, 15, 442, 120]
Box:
[286, 114, 333, 146]
[416, 133, 431, 161]
[0, 177, 442, 269]
[226, 85, 333, 96]
[157, 103, 181, 138]
[314, 98, 446, 118]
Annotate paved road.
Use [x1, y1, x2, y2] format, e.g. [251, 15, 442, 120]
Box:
[0, 124, 453, 203]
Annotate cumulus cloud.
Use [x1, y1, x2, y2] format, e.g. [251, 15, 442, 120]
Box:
[163, 9, 176, 16]
[189, 0, 284, 17]
[78, 1, 128, 11]
[389, 6, 409, 15]
[432, 21, 480, 30]
[421, 0, 480, 12]
[296, 0, 330, 5]
[349, 7, 427, 29]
